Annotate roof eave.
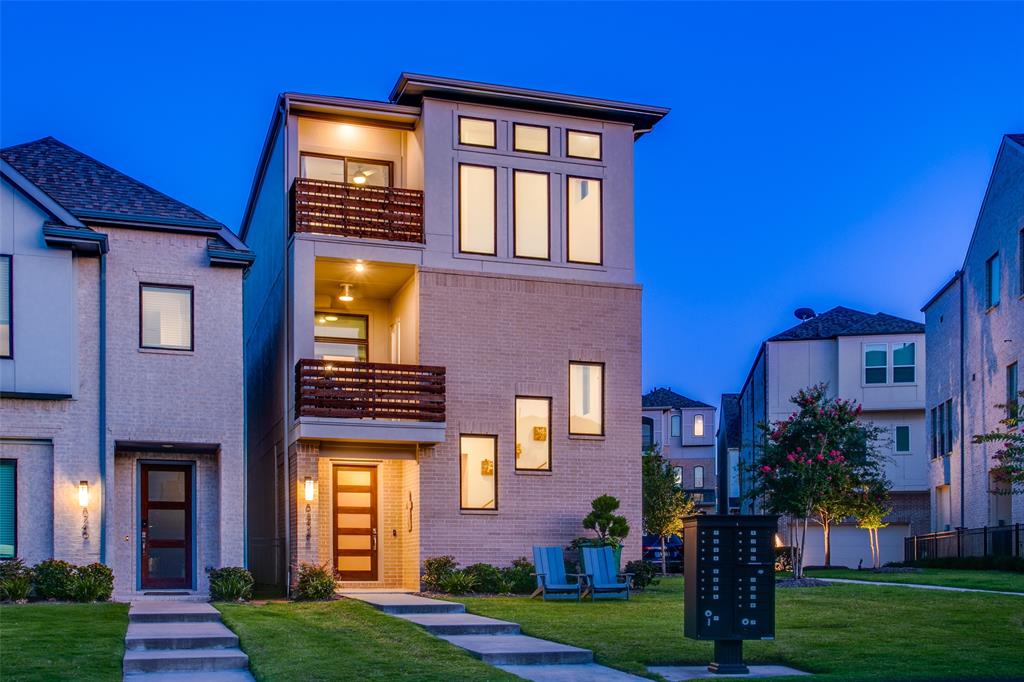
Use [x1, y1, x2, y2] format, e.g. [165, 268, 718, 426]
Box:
[42, 223, 109, 255]
[921, 271, 963, 313]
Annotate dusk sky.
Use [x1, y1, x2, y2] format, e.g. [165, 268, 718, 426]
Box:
[3, 2, 1022, 415]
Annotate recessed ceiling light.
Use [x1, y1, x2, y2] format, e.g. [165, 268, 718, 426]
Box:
[354, 262, 366, 273]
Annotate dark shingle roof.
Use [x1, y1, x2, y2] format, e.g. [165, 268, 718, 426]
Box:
[719, 393, 740, 448]
[1008, 134, 1024, 147]
[1, 137, 223, 229]
[768, 306, 923, 342]
[643, 388, 713, 410]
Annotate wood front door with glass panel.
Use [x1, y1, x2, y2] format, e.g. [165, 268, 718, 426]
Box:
[334, 465, 378, 581]
[315, 313, 368, 362]
[140, 463, 192, 589]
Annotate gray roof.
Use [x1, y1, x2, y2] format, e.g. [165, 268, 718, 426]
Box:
[643, 388, 713, 410]
[719, 393, 741, 449]
[768, 306, 923, 342]
[1008, 134, 1024, 147]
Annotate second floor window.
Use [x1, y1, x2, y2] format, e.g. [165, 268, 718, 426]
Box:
[300, 153, 391, 187]
[1007, 363, 1018, 423]
[673, 466, 683, 488]
[567, 177, 602, 264]
[864, 343, 887, 384]
[0, 255, 10, 358]
[513, 170, 550, 260]
[459, 117, 496, 148]
[894, 425, 911, 454]
[515, 397, 551, 471]
[140, 284, 192, 351]
[694, 465, 705, 489]
[986, 252, 1000, 308]
[693, 414, 705, 437]
[459, 164, 496, 255]
[670, 414, 681, 438]
[893, 342, 916, 383]
[460, 435, 497, 510]
[931, 399, 955, 458]
[315, 313, 367, 362]
[642, 417, 654, 450]
[569, 362, 603, 436]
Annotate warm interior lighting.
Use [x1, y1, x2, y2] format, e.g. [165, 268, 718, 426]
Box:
[318, 316, 327, 324]
[304, 476, 315, 502]
[774, 533, 784, 548]
[352, 175, 366, 185]
[338, 284, 354, 303]
[78, 481, 90, 508]
[354, 262, 366, 273]
[324, 315, 338, 322]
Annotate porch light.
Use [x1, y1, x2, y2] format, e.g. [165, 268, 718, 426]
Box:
[338, 284, 354, 303]
[354, 261, 366, 273]
[79, 480, 90, 508]
[304, 476, 315, 502]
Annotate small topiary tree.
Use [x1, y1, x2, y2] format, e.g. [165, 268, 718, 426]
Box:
[582, 494, 630, 548]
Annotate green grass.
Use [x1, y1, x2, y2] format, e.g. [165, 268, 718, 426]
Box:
[0, 602, 128, 681]
[218, 599, 518, 681]
[804, 567, 1024, 593]
[452, 577, 1024, 681]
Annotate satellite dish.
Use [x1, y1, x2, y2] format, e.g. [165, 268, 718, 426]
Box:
[794, 307, 816, 321]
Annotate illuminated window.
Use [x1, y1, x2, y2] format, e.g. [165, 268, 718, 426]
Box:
[513, 170, 549, 259]
[893, 343, 916, 383]
[460, 435, 497, 510]
[569, 362, 603, 435]
[314, 314, 367, 362]
[459, 117, 495, 148]
[513, 123, 549, 154]
[864, 343, 887, 384]
[459, 164, 496, 255]
[673, 466, 683, 487]
[567, 130, 601, 160]
[567, 176, 602, 264]
[670, 414, 681, 438]
[516, 397, 551, 471]
[693, 414, 705, 437]
[694, 465, 705, 489]
[140, 285, 192, 351]
[300, 153, 391, 187]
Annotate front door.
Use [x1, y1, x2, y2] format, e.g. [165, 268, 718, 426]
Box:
[140, 463, 192, 589]
[334, 465, 378, 581]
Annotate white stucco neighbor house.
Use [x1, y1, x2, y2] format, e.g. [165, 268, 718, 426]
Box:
[0, 137, 253, 598]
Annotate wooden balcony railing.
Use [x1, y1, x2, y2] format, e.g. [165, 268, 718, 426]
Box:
[296, 359, 445, 422]
[292, 178, 425, 243]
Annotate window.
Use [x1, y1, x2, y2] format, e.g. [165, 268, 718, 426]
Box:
[513, 170, 550, 259]
[670, 414, 681, 438]
[945, 399, 953, 455]
[315, 313, 367, 362]
[515, 397, 551, 471]
[986, 253, 1000, 308]
[567, 176, 602, 264]
[140, 285, 193, 351]
[641, 417, 654, 450]
[893, 342, 916, 383]
[694, 465, 705, 489]
[513, 123, 549, 154]
[894, 425, 911, 454]
[1007, 363, 1018, 423]
[693, 414, 705, 437]
[673, 466, 683, 488]
[0, 460, 14, 559]
[0, 255, 9, 358]
[458, 164, 496, 255]
[460, 435, 497, 510]
[569, 362, 603, 435]
[864, 343, 887, 384]
[566, 130, 601, 160]
[1020, 230, 1024, 296]
[459, 117, 495, 148]
[300, 153, 392, 187]
[931, 407, 939, 458]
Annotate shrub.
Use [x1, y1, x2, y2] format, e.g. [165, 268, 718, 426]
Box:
[422, 555, 458, 591]
[501, 557, 535, 594]
[775, 547, 794, 573]
[625, 559, 658, 591]
[33, 559, 76, 600]
[464, 563, 503, 593]
[209, 567, 254, 602]
[294, 563, 336, 601]
[437, 571, 477, 595]
[0, 559, 32, 602]
[71, 563, 114, 602]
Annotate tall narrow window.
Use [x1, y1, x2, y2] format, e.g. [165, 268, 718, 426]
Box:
[459, 164, 496, 255]
[694, 465, 705, 489]
[315, 313, 367, 362]
[0, 255, 10, 358]
[670, 414, 681, 438]
[516, 397, 551, 471]
[567, 130, 601, 160]
[693, 414, 705, 437]
[460, 435, 497, 510]
[513, 124, 549, 154]
[1019, 230, 1024, 296]
[864, 343, 887, 384]
[892, 342, 916, 383]
[641, 417, 654, 450]
[986, 253, 1001, 308]
[673, 466, 683, 488]
[945, 399, 954, 454]
[569, 362, 604, 435]
[1007, 363, 1018, 423]
[0, 459, 14, 559]
[894, 425, 911, 454]
[567, 177, 602, 264]
[513, 171, 550, 259]
[140, 284, 193, 351]
[936, 405, 945, 457]
[459, 117, 496, 148]
[930, 407, 938, 458]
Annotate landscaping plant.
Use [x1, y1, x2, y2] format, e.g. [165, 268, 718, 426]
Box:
[972, 391, 1024, 494]
[582, 494, 630, 548]
[464, 563, 503, 593]
[0, 558, 32, 602]
[421, 555, 458, 591]
[852, 478, 892, 569]
[294, 563, 336, 600]
[71, 563, 114, 602]
[437, 571, 477, 595]
[32, 559, 77, 601]
[209, 567, 255, 602]
[642, 448, 695, 574]
[501, 557, 535, 594]
[624, 559, 658, 591]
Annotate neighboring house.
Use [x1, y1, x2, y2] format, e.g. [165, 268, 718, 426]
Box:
[716, 393, 741, 513]
[642, 388, 717, 508]
[0, 137, 252, 597]
[241, 74, 668, 592]
[737, 306, 930, 567]
[922, 134, 1024, 532]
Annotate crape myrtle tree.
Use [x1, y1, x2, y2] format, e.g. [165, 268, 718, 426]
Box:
[972, 391, 1024, 495]
[745, 384, 887, 578]
[642, 447, 697, 575]
[852, 477, 892, 569]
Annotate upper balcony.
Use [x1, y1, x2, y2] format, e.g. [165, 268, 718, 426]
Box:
[292, 178, 423, 243]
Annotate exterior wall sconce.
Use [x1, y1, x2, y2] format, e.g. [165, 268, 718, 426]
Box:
[304, 476, 314, 545]
[79, 481, 90, 540]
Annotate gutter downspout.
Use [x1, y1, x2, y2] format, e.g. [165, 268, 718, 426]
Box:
[99, 252, 108, 563]
[958, 274, 966, 528]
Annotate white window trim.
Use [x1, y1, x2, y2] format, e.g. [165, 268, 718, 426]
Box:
[894, 424, 912, 455]
[693, 413, 705, 437]
[862, 341, 918, 387]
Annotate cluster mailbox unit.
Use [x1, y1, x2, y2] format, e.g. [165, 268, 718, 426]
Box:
[683, 514, 778, 674]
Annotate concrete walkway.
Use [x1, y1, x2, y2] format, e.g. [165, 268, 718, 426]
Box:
[818, 577, 1024, 596]
[122, 602, 254, 681]
[345, 592, 648, 682]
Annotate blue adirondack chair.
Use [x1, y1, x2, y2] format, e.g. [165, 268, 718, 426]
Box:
[582, 546, 632, 600]
[531, 546, 586, 601]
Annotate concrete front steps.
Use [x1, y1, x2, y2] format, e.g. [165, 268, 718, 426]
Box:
[122, 602, 253, 681]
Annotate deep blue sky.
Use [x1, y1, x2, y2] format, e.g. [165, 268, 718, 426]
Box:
[3, 2, 1022, 412]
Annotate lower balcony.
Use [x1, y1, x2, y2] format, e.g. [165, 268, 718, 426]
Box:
[294, 359, 446, 443]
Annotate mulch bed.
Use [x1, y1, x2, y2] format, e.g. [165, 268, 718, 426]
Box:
[776, 578, 833, 588]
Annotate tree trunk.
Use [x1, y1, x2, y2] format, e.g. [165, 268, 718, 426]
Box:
[822, 515, 831, 568]
[797, 516, 810, 579]
[660, 535, 668, 576]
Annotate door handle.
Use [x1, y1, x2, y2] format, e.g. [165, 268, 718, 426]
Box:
[371, 528, 377, 551]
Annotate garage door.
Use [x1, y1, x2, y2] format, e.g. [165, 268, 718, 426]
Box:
[797, 523, 909, 568]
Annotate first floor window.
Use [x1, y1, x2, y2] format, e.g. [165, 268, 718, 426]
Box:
[945, 399, 953, 454]
[460, 435, 497, 510]
[673, 466, 683, 488]
[140, 284, 193, 351]
[459, 164, 496, 255]
[930, 406, 939, 458]
[513, 170, 550, 259]
[0, 460, 14, 559]
[693, 414, 705, 437]
[893, 342, 916, 383]
[516, 397, 551, 471]
[314, 313, 367, 362]
[894, 425, 911, 454]
[670, 414, 681, 438]
[864, 343, 887, 384]
[694, 465, 705, 489]
[567, 176, 602, 264]
[569, 362, 603, 435]
[0, 255, 10, 358]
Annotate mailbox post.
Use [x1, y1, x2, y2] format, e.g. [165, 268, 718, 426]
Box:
[683, 514, 779, 674]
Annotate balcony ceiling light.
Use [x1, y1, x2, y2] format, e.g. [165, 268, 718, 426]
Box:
[338, 283, 354, 302]
[325, 315, 338, 322]
[354, 262, 366, 273]
[352, 175, 367, 185]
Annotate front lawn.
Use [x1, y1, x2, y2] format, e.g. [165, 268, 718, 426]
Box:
[0, 602, 128, 681]
[453, 577, 1024, 681]
[804, 567, 1024, 593]
[218, 599, 517, 681]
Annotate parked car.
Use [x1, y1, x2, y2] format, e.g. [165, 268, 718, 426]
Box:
[642, 533, 682, 572]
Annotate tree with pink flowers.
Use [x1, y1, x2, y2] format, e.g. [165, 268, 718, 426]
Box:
[746, 384, 887, 578]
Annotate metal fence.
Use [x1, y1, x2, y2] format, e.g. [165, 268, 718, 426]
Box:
[904, 524, 1023, 562]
